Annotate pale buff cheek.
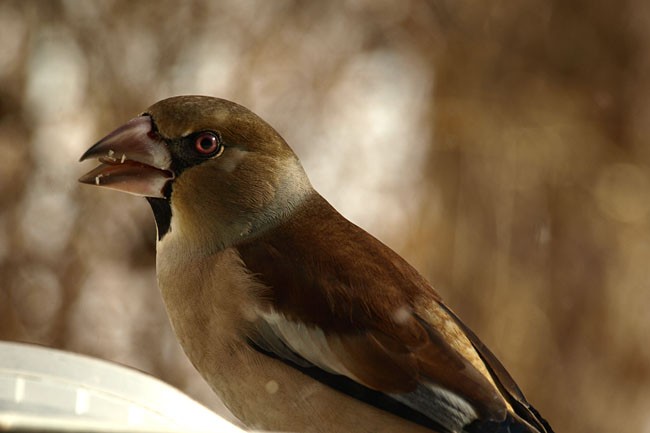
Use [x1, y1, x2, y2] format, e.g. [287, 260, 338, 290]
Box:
[168, 171, 239, 249]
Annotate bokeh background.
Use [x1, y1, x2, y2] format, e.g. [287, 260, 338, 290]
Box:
[1, 1, 649, 432]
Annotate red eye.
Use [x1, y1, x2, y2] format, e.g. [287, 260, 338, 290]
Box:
[195, 132, 220, 155]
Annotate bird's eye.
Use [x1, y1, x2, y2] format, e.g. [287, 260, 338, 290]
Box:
[194, 132, 222, 156]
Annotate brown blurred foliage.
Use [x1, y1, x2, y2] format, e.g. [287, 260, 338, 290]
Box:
[1, 1, 649, 432]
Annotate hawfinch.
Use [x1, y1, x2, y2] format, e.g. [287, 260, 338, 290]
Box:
[79, 96, 553, 433]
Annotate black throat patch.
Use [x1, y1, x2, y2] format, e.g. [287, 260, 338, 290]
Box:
[146, 197, 172, 241]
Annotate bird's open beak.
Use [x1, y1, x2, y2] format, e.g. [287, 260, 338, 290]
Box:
[79, 115, 174, 198]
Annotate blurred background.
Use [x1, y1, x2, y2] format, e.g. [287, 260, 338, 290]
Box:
[1, 1, 649, 432]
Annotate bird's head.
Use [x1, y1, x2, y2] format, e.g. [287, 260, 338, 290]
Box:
[79, 96, 312, 250]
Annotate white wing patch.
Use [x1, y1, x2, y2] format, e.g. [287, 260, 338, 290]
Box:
[258, 310, 356, 378]
[255, 309, 479, 432]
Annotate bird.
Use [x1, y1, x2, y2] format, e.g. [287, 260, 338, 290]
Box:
[79, 95, 554, 433]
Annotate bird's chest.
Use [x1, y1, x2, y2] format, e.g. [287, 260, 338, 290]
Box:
[153, 234, 336, 430]
[155, 234, 262, 389]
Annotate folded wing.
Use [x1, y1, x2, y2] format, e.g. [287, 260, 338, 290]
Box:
[237, 193, 551, 433]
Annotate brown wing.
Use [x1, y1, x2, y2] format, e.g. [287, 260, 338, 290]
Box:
[237, 193, 511, 431]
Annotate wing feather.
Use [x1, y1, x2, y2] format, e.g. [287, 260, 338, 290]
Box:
[238, 193, 548, 432]
[251, 310, 483, 431]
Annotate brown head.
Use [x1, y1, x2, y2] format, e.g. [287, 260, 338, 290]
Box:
[80, 96, 313, 251]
